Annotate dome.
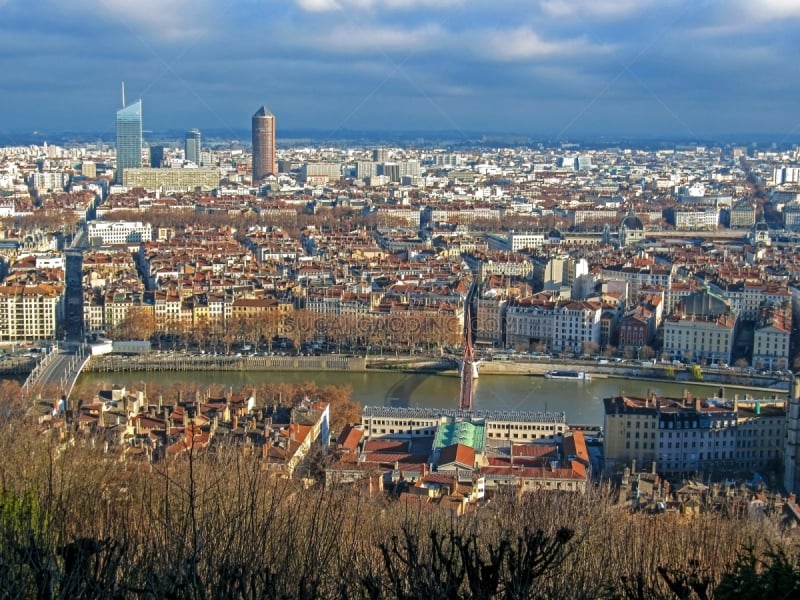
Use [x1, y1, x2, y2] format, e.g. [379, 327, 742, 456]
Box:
[620, 212, 644, 230]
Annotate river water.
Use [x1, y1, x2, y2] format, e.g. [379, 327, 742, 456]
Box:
[76, 370, 766, 426]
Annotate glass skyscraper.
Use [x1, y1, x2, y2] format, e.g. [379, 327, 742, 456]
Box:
[185, 128, 201, 165]
[115, 100, 142, 184]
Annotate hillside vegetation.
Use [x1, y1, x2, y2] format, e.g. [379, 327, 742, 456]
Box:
[0, 380, 798, 599]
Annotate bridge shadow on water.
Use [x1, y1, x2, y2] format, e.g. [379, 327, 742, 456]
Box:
[384, 373, 436, 408]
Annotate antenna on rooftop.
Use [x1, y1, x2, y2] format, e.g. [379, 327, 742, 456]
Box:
[121, 81, 126, 108]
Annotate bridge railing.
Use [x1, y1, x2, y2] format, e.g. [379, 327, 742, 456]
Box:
[22, 343, 89, 399]
[21, 344, 61, 397]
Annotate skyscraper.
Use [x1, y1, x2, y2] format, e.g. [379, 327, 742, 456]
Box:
[115, 99, 143, 184]
[150, 145, 166, 168]
[252, 105, 276, 181]
[185, 128, 201, 165]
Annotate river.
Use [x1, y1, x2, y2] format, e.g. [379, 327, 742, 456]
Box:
[76, 370, 769, 426]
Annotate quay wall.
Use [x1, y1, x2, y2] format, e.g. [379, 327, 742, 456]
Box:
[85, 354, 368, 373]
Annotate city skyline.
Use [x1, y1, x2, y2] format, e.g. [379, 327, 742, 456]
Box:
[2, 1, 800, 140]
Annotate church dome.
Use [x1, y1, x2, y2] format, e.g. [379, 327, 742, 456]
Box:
[620, 212, 644, 230]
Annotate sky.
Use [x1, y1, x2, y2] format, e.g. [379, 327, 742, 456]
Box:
[1, 0, 800, 140]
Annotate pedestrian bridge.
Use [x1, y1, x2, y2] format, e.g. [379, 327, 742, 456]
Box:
[22, 344, 90, 402]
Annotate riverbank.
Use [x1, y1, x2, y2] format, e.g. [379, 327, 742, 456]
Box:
[83, 352, 789, 396]
[85, 353, 368, 372]
[476, 359, 788, 394]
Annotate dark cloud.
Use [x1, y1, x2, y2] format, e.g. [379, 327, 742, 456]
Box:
[0, 0, 798, 137]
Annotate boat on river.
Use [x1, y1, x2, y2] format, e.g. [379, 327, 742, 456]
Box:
[544, 370, 590, 381]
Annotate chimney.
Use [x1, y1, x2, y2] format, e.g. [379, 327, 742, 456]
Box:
[651, 461, 657, 475]
[631, 459, 637, 474]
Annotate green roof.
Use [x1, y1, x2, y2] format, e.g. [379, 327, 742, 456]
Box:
[434, 420, 485, 452]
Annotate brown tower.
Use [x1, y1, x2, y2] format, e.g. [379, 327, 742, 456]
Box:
[252, 105, 276, 182]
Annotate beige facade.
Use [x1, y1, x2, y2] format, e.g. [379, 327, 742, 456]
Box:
[662, 314, 736, 364]
[475, 295, 506, 345]
[122, 167, 220, 192]
[604, 394, 784, 476]
[0, 284, 64, 341]
[753, 324, 790, 370]
[361, 407, 567, 443]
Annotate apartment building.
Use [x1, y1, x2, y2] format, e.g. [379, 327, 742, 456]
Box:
[506, 296, 601, 354]
[664, 207, 720, 230]
[0, 283, 64, 341]
[122, 167, 220, 192]
[604, 392, 784, 476]
[752, 301, 791, 370]
[662, 288, 737, 364]
[87, 220, 153, 246]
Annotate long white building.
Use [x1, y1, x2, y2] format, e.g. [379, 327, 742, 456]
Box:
[87, 221, 153, 246]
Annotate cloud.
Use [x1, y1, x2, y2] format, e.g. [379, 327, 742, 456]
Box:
[539, 0, 675, 19]
[295, 0, 463, 12]
[0, 0, 798, 136]
[688, 0, 800, 36]
[67, 0, 215, 40]
[296, 0, 340, 11]
[311, 23, 445, 53]
[745, 0, 800, 20]
[483, 27, 607, 61]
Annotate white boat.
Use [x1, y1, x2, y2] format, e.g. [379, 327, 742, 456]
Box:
[544, 370, 590, 381]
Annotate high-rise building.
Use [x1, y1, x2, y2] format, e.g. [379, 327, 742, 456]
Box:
[150, 145, 166, 168]
[252, 105, 276, 181]
[185, 128, 201, 165]
[115, 99, 143, 184]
